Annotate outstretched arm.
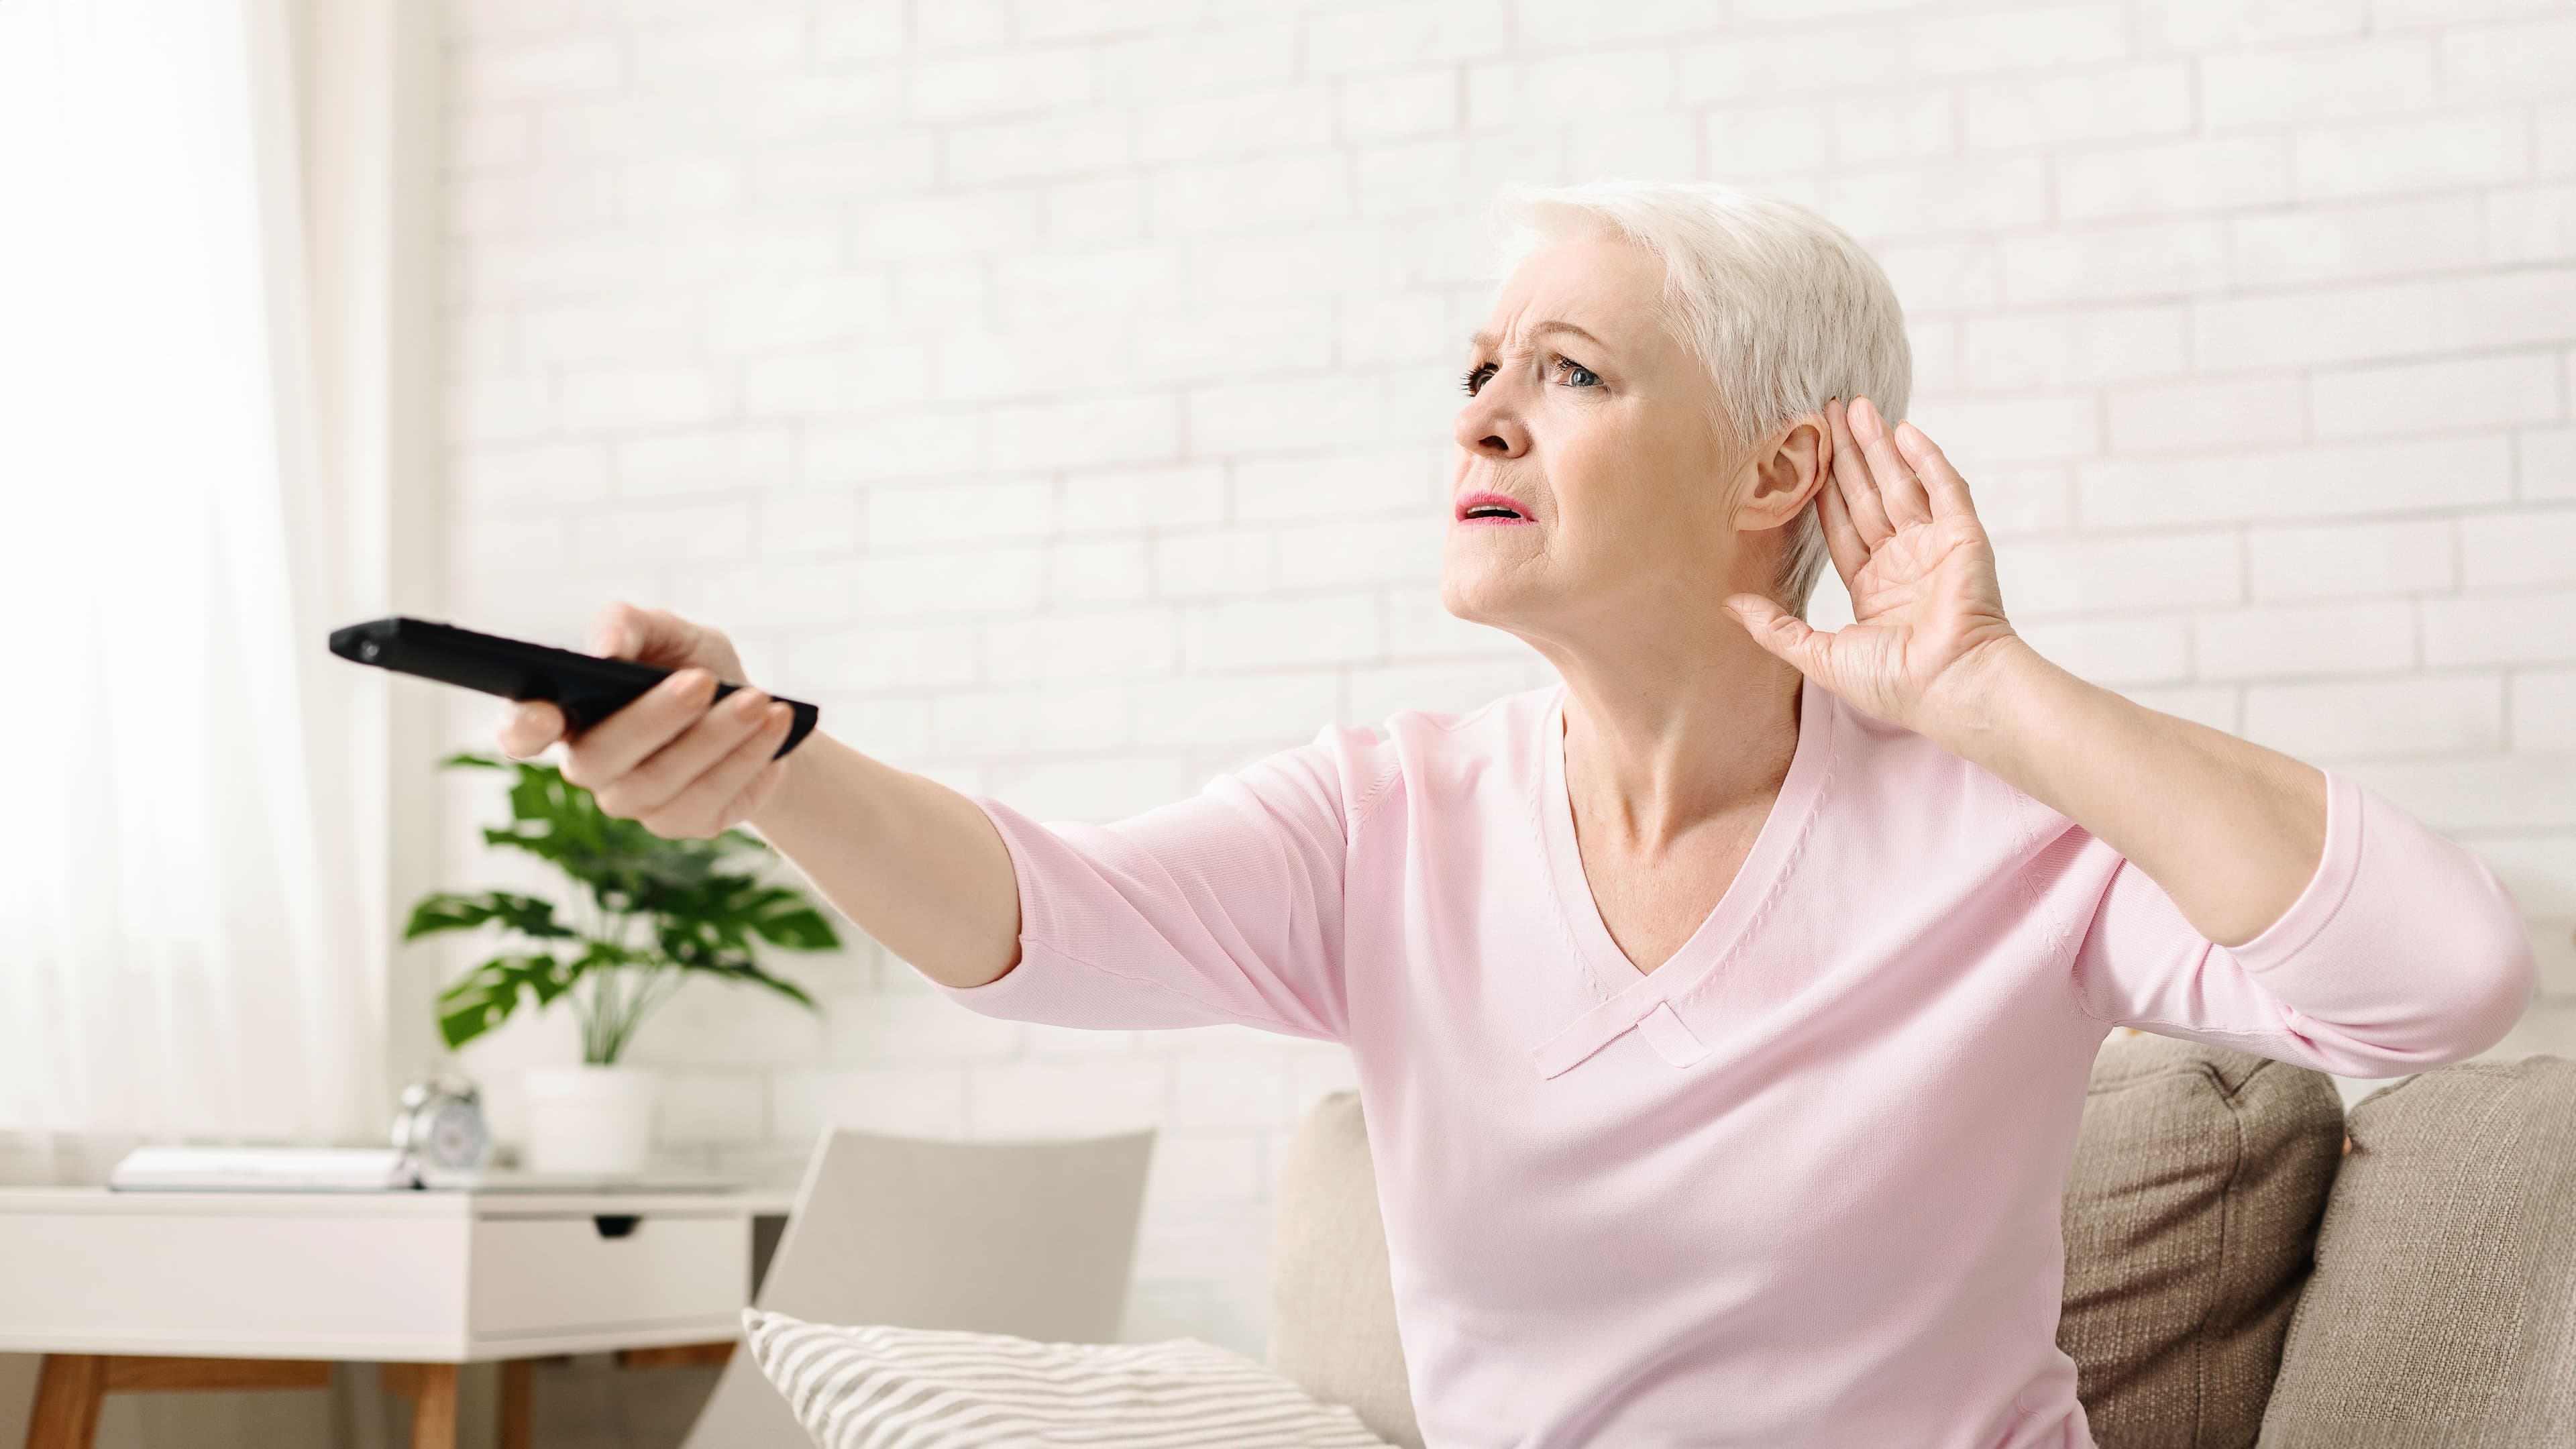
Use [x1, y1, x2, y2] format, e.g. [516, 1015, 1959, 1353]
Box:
[502, 602, 1359, 1038]
[498, 603, 1020, 989]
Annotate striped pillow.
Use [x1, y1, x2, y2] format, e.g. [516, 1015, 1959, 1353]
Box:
[743, 1309, 1395, 1449]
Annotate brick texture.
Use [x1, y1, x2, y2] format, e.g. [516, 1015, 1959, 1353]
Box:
[437, 0, 2576, 1356]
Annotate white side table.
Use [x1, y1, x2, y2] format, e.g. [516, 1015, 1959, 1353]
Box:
[0, 1186, 794, 1448]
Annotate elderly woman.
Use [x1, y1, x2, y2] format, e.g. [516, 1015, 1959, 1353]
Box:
[498, 182, 2532, 1448]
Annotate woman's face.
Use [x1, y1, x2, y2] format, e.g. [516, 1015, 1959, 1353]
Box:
[1441, 234, 1819, 648]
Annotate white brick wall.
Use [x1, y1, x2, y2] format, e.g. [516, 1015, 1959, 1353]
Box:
[437, 0, 2576, 1357]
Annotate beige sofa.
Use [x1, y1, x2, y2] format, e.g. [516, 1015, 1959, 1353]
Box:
[1266, 1032, 2576, 1448]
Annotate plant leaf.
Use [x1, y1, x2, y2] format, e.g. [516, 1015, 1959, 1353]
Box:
[434, 951, 568, 1049]
[749, 902, 839, 951]
[402, 891, 577, 941]
[409, 753, 837, 1051]
[737, 963, 820, 1012]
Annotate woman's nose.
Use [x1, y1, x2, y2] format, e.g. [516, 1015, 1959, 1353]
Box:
[1454, 390, 1528, 459]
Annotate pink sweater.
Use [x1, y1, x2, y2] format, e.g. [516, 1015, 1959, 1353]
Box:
[928, 677, 2533, 1448]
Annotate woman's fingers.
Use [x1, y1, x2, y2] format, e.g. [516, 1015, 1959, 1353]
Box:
[594, 686, 777, 820]
[498, 700, 568, 759]
[558, 667, 720, 792]
[641, 703, 794, 838]
[1809, 402, 1868, 584]
[1892, 419, 1980, 521]
[502, 602, 781, 840]
[1725, 592, 1834, 684]
[1825, 397, 1894, 547]
[1816, 445, 1872, 585]
[1848, 397, 1932, 529]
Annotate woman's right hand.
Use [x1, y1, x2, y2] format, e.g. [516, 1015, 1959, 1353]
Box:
[496, 602, 796, 839]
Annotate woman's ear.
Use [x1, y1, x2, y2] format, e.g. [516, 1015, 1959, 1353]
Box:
[1733, 412, 1831, 533]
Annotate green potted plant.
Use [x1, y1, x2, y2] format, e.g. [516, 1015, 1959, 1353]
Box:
[405, 752, 838, 1173]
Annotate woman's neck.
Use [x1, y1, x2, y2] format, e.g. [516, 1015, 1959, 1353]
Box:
[1541, 616, 1807, 851]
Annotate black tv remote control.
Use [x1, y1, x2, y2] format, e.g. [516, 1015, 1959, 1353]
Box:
[327, 616, 818, 758]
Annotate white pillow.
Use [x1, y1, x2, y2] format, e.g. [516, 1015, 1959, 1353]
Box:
[743, 1308, 1395, 1449]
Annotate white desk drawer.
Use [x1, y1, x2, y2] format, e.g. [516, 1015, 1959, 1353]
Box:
[470, 1213, 747, 1339]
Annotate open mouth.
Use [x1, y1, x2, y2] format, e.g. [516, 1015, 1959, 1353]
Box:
[1454, 490, 1534, 525]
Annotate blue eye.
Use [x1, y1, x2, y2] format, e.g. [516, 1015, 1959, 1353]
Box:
[1557, 358, 1601, 388]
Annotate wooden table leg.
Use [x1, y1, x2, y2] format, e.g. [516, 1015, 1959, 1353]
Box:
[25, 1355, 105, 1449]
[498, 1359, 533, 1449]
[410, 1363, 457, 1449]
[380, 1362, 459, 1449]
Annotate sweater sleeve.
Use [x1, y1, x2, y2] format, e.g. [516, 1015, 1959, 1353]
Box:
[911, 728, 1373, 1044]
[2065, 767, 2534, 1077]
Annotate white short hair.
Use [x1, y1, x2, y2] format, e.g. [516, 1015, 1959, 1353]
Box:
[1494, 181, 1913, 616]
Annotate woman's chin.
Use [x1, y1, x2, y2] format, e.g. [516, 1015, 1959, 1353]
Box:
[1439, 563, 1541, 629]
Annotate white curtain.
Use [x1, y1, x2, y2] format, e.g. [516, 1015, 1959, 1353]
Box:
[0, 0, 384, 1142]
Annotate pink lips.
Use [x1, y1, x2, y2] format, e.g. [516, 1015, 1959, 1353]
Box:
[1454, 489, 1535, 526]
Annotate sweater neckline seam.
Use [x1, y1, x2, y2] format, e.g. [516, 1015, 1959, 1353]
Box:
[1533, 675, 1839, 1013]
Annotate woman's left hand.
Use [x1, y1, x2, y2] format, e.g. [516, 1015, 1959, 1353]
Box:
[1725, 396, 2027, 737]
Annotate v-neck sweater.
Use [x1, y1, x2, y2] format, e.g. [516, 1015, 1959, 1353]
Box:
[928, 678, 2534, 1449]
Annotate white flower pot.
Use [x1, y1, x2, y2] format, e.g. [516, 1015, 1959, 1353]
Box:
[523, 1065, 657, 1175]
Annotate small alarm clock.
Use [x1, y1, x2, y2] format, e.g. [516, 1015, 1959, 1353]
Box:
[391, 1071, 492, 1172]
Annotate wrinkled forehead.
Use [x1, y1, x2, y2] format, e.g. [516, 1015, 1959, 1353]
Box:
[1474, 233, 1686, 361]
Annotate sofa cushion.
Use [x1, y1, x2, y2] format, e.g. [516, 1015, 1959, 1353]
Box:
[1271, 1091, 1423, 1449]
[742, 1308, 1396, 1449]
[2258, 1054, 2576, 1447]
[2057, 1031, 2346, 1448]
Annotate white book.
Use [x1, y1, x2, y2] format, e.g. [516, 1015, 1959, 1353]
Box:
[417, 1167, 741, 1194]
[108, 1146, 421, 1193]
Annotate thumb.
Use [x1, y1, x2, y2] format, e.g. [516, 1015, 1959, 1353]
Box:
[588, 601, 696, 667]
[587, 601, 637, 659]
[1725, 593, 1829, 677]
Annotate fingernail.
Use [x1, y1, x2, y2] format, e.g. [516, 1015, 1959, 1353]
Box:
[767, 703, 791, 729]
